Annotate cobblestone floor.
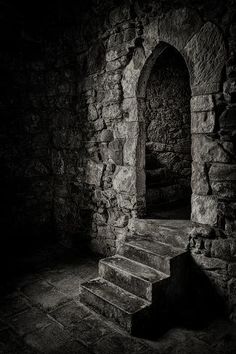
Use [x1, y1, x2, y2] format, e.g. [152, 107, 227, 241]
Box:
[0, 245, 236, 354]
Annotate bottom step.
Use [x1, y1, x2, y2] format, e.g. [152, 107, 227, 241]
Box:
[80, 278, 150, 333]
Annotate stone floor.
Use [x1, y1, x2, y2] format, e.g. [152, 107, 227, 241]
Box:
[0, 244, 236, 354]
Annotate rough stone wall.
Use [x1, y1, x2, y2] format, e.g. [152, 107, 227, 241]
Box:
[0, 11, 86, 249]
[70, 0, 236, 320]
[0, 11, 54, 249]
[1, 0, 236, 320]
[144, 46, 191, 209]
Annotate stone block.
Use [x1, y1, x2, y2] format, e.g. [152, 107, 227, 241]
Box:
[99, 129, 114, 142]
[122, 60, 143, 98]
[117, 193, 136, 210]
[109, 5, 131, 26]
[228, 278, 236, 304]
[211, 238, 236, 261]
[159, 8, 202, 51]
[184, 22, 226, 90]
[103, 84, 122, 103]
[191, 194, 218, 225]
[209, 164, 236, 181]
[191, 254, 228, 276]
[108, 139, 123, 165]
[114, 121, 141, 140]
[191, 95, 215, 112]
[229, 263, 236, 277]
[191, 111, 215, 133]
[113, 166, 136, 194]
[102, 103, 122, 122]
[85, 160, 104, 186]
[191, 162, 210, 195]
[122, 98, 142, 122]
[219, 107, 236, 129]
[211, 181, 236, 199]
[192, 135, 234, 163]
[123, 138, 137, 166]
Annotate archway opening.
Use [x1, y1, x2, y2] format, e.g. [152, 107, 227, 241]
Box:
[144, 45, 192, 219]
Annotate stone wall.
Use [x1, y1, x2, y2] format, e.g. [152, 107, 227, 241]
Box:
[1, 0, 236, 320]
[67, 0, 236, 320]
[144, 46, 191, 210]
[0, 9, 54, 249]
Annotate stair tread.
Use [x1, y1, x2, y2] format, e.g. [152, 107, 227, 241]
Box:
[101, 256, 168, 283]
[125, 237, 185, 259]
[81, 278, 150, 314]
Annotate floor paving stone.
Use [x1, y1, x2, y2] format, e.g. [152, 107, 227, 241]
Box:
[46, 272, 82, 298]
[71, 315, 116, 347]
[92, 334, 158, 354]
[0, 328, 27, 353]
[49, 301, 90, 327]
[21, 280, 70, 310]
[23, 323, 66, 352]
[1, 247, 236, 354]
[8, 307, 53, 336]
[0, 292, 31, 318]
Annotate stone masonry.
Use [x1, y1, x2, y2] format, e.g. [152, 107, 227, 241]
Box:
[1, 0, 236, 327]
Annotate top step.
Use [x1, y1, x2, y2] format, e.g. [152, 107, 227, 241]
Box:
[131, 219, 192, 249]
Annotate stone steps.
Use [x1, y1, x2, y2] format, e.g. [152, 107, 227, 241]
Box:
[80, 219, 191, 334]
[119, 238, 186, 274]
[80, 277, 151, 333]
[99, 255, 168, 301]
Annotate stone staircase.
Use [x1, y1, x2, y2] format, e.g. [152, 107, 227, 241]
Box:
[80, 219, 192, 335]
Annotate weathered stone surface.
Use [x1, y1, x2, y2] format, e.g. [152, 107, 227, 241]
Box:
[21, 281, 69, 310]
[99, 129, 114, 142]
[191, 95, 215, 112]
[211, 181, 236, 199]
[191, 194, 218, 225]
[219, 107, 236, 129]
[114, 121, 140, 140]
[192, 135, 235, 163]
[229, 263, 236, 277]
[88, 104, 99, 121]
[102, 103, 122, 122]
[189, 224, 216, 239]
[122, 59, 143, 98]
[123, 138, 137, 166]
[113, 166, 136, 194]
[49, 302, 90, 327]
[209, 164, 236, 181]
[211, 238, 236, 261]
[191, 162, 210, 195]
[184, 22, 226, 91]
[109, 5, 131, 26]
[228, 278, 236, 305]
[122, 97, 145, 122]
[191, 111, 215, 133]
[159, 8, 202, 51]
[191, 254, 228, 276]
[85, 161, 104, 186]
[108, 139, 123, 165]
[117, 193, 136, 210]
[80, 278, 149, 333]
[9, 308, 52, 336]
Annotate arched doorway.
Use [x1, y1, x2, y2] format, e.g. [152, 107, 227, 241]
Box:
[144, 45, 191, 219]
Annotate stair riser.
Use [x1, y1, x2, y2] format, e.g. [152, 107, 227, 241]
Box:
[80, 286, 132, 333]
[119, 245, 170, 275]
[99, 262, 152, 301]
